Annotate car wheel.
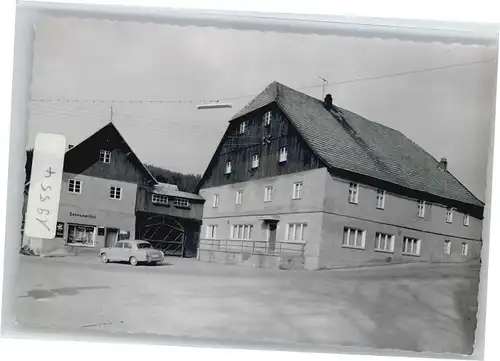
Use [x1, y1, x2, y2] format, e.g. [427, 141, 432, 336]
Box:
[129, 256, 138, 266]
[101, 253, 109, 263]
[151, 261, 158, 266]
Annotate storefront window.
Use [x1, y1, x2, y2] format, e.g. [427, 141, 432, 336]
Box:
[67, 224, 96, 247]
[118, 230, 131, 241]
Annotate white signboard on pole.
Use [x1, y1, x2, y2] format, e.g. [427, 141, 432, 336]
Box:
[24, 133, 66, 239]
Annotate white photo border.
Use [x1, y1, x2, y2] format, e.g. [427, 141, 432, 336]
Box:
[1, 2, 499, 361]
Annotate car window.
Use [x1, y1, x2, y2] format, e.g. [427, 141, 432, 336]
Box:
[123, 242, 132, 249]
[137, 243, 152, 249]
[114, 242, 123, 248]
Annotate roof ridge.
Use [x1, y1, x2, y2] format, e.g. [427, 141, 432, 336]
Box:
[230, 81, 280, 121]
[103, 122, 158, 184]
[275, 81, 323, 103]
[276, 85, 395, 179]
[66, 122, 157, 185]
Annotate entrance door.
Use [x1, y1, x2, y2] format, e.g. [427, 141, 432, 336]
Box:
[105, 228, 119, 247]
[267, 222, 277, 254]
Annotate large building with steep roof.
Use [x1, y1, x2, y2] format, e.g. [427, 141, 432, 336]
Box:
[195, 81, 484, 270]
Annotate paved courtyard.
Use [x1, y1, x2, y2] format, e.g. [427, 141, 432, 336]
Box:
[8, 254, 480, 355]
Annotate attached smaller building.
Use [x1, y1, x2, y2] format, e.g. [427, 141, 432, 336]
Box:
[135, 182, 205, 257]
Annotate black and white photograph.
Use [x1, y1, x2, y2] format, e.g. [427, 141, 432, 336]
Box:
[2, 4, 499, 359]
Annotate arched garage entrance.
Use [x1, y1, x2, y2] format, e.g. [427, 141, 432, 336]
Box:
[135, 212, 201, 258]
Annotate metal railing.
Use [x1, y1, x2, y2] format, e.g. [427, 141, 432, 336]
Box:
[198, 238, 305, 256]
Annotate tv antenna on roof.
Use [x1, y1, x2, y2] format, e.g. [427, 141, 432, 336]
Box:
[318, 76, 328, 99]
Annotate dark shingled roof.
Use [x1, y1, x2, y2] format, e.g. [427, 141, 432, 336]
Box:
[63, 122, 157, 185]
[231, 81, 483, 208]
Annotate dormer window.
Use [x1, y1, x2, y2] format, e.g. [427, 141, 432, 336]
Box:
[279, 147, 288, 163]
[225, 161, 232, 174]
[239, 121, 246, 134]
[99, 150, 111, 164]
[263, 111, 272, 126]
[252, 154, 260, 168]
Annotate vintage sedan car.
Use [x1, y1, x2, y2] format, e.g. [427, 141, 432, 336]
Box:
[99, 240, 164, 266]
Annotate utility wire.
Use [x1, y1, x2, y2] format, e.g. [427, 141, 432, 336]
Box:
[30, 58, 496, 104]
[29, 105, 227, 135]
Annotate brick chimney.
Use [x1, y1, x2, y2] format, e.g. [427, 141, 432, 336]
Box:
[324, 94, 333, 111]
[438, 158, 448, 172]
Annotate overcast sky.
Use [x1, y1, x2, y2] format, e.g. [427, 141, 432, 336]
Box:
[28, 15, 498, 202]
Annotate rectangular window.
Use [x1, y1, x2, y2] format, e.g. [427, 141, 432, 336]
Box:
[212, 194, 219, 208]
[206, 225, 217, 239]
[342, 227, 366, 249]
[225, 161, 232, 174]
[263, 111, 272, 126]
[68, 179, 82, 194]
[461, 242, 469, 256]
[231, 225, 253, 240]
[417, 200, 426, 218]
[152, 193, 168, 205]
[292, 182, 303, 199]
[463, 214, 470, 227]
[348, 183, 359, 204]
[109, 186, 122, 200]
[403, 237, 421, 256]
[446, 207, 454, 223]
[376, 189, 386, 209]
[173, 198, 190, 208]
[264, 186, 273, 202]
[236, 190, 243, 205]
[279, 147, 288, 162]
[286, 223, 307, 242]
[118, 231, 131, 242]
[99, 149, 111, 164]
[374, 232, 394, 252]
[444, 240, 451, 255]
[239, 121, 246, 134]
[252, 154, 260, 168]
[66, 224, 96, 247]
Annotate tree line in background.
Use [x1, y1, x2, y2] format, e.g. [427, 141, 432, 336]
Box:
[24, 149, 201, 193]
[145, 164, 201, 193]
